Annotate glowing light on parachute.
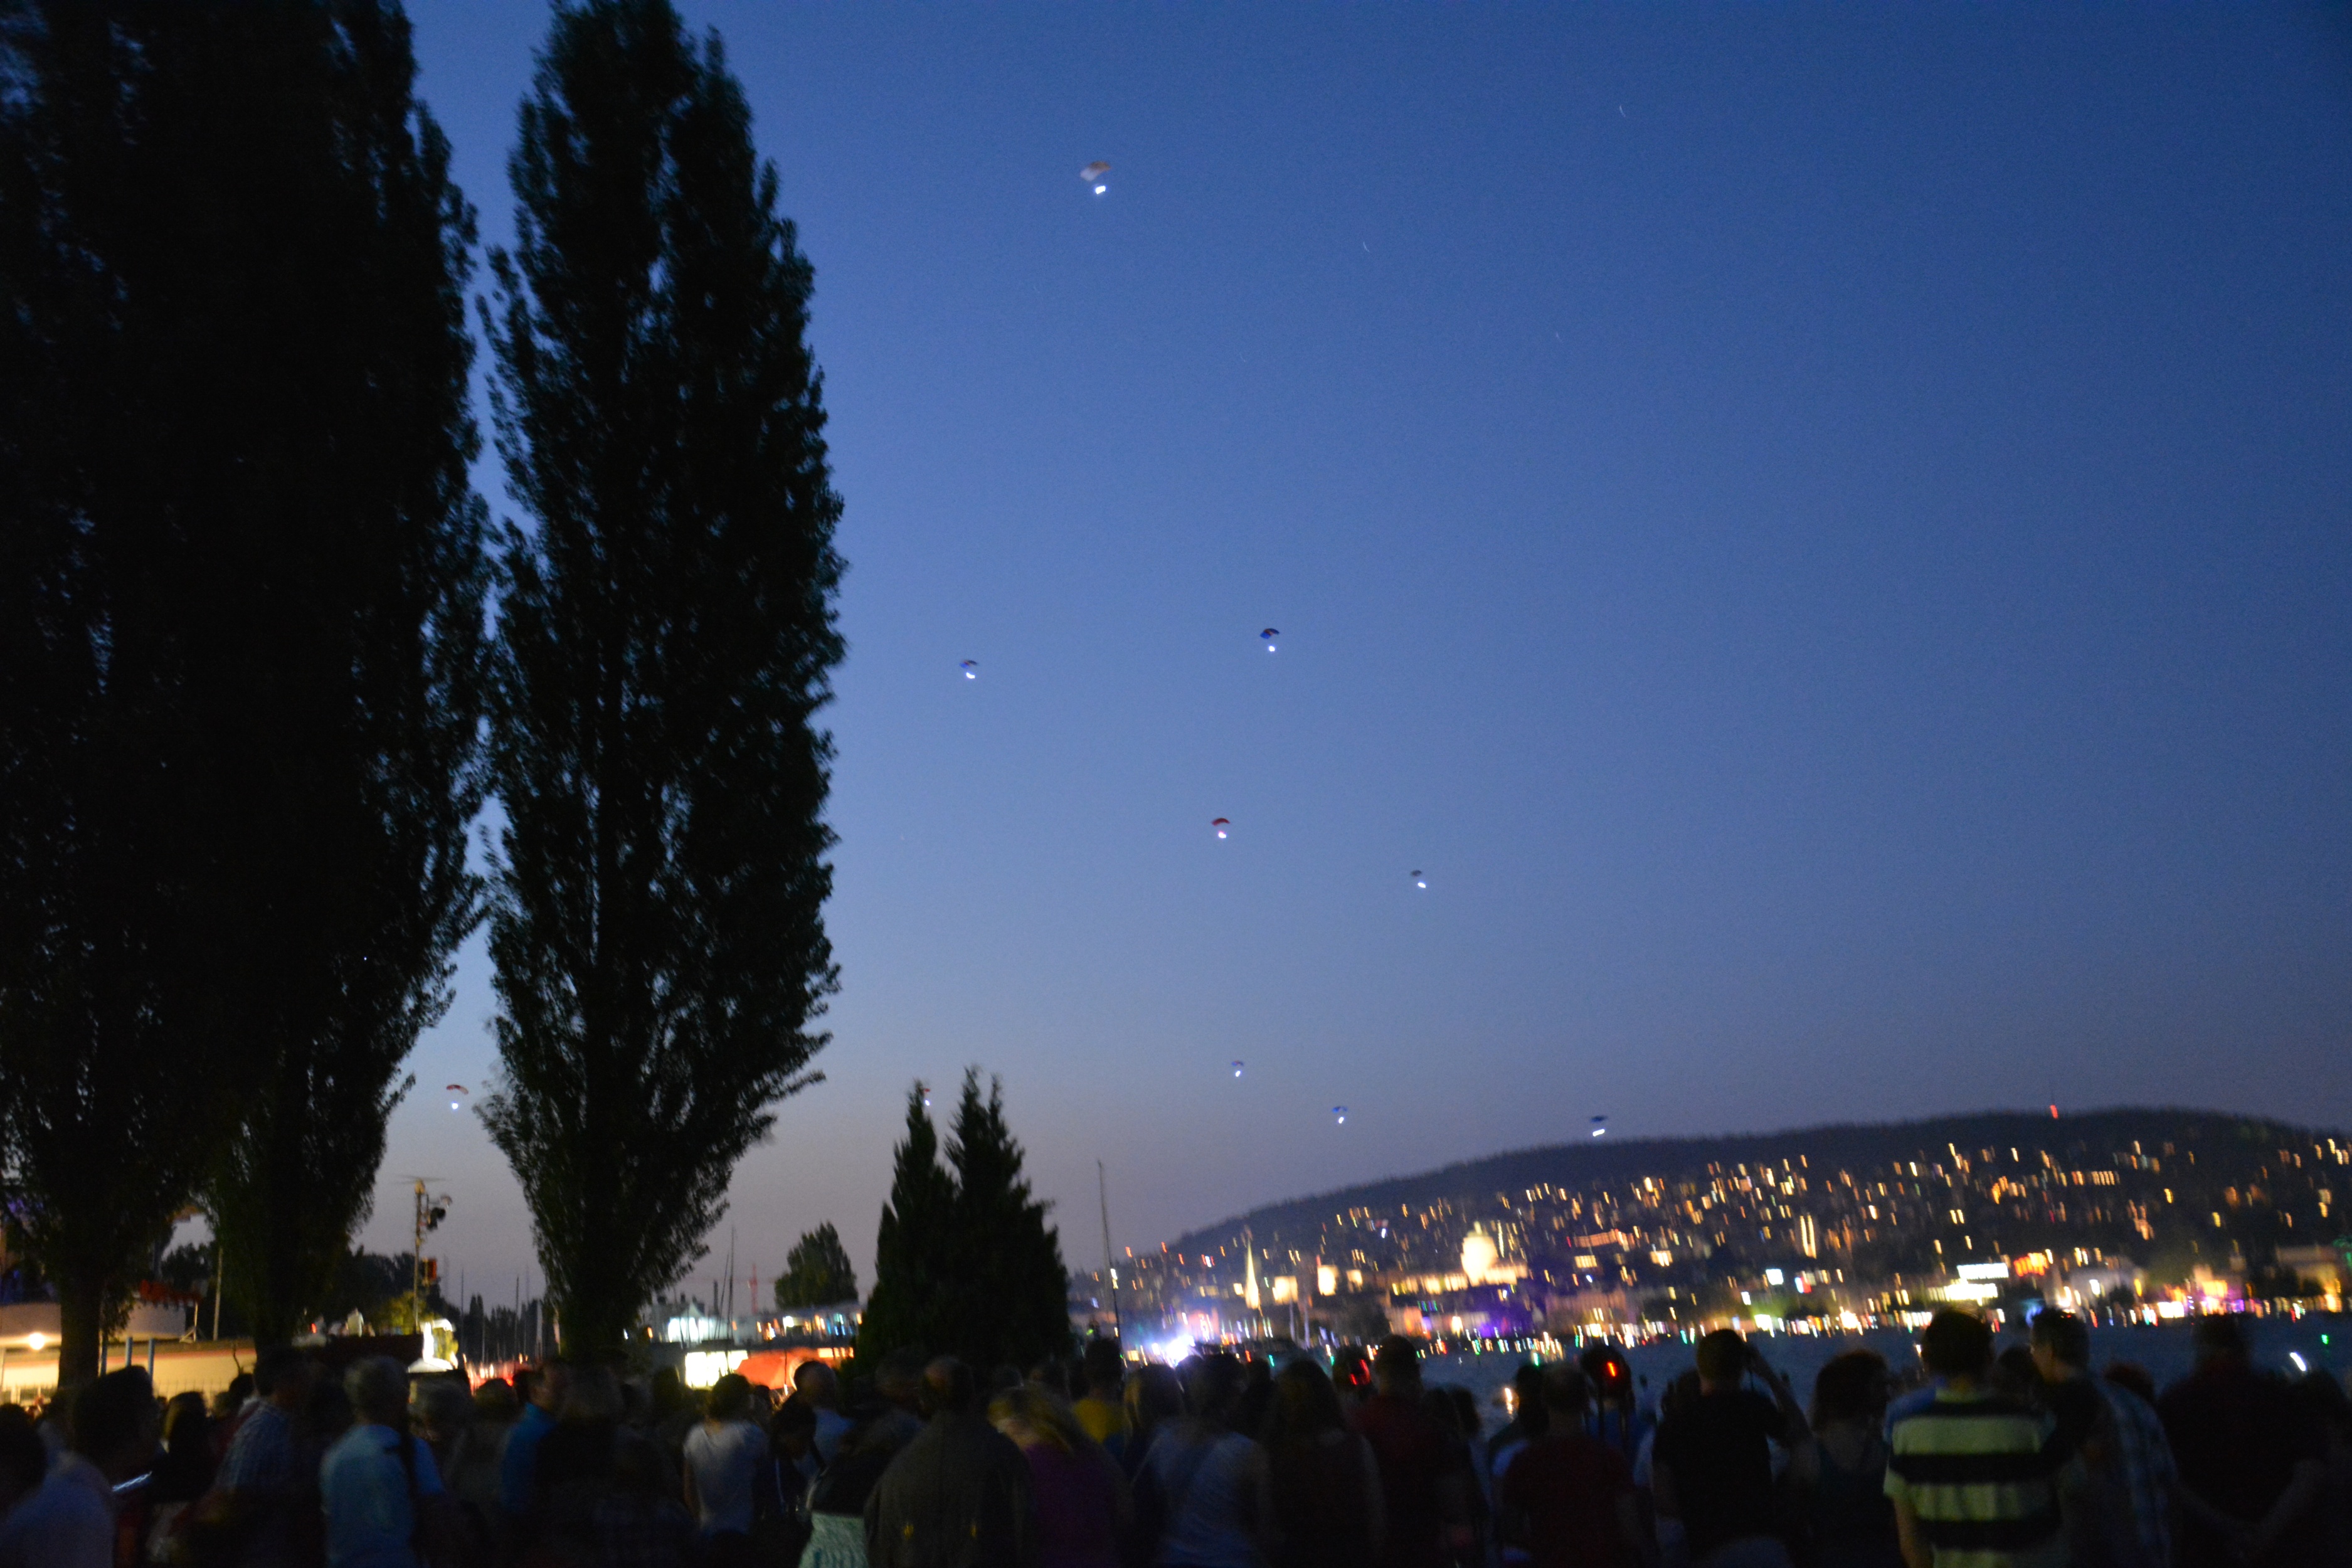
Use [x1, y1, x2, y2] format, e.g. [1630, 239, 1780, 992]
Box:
[1211, 818, 1230, 839]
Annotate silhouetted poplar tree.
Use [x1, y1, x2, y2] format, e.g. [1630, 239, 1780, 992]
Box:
[0, 1, 486, 1379]
[773, 1222, 857, 1311]
[480, 0, 845, 1356]
[199, 4, 487, 1352]
[858, 1074, 1068, 1370]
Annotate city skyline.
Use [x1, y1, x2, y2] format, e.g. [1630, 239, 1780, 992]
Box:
[339, 2, 2350, 1296]
[1098, 1106, 2348, 1347]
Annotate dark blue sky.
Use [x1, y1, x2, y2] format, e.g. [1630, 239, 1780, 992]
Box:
[365, 2, 2352, 1295]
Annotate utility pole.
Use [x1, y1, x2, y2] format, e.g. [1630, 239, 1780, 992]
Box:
[1097, 1160, 1123, 1342]
[408, 1179, 449, 1330]
[411, 1180, 423, 1326]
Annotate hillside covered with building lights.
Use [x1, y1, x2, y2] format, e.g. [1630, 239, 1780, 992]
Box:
[1083, 1108, 2351, 1342]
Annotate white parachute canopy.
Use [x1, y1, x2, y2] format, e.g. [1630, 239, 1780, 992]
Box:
[1080, 161, 1111, 193]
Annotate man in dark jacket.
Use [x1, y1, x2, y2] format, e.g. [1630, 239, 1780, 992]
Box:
[865, 1358, 1038, 1567]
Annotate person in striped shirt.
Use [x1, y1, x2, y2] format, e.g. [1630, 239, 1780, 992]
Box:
[1882, 1311, 2065, 1568]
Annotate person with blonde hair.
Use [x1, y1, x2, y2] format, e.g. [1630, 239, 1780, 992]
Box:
[991, 1383, 1126, 1568]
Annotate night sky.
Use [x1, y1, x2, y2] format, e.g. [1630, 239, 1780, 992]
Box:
[356, 3, 2352, 1303]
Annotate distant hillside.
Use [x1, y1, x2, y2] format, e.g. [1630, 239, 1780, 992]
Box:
[1162, 1107, 2348, 1278]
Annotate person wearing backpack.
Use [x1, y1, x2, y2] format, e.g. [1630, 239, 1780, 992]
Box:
[319, 1358, 460, 1568]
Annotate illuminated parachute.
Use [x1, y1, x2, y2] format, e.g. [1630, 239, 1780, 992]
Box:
[1079, 161, 1111, 193]
[1412, 870, 1426, 888]
[1260, 628, 1278, 652]
[1231, 1061, 1244, 1078]
[447, 1084, 467, 1111]
[959, 660, 977, 679]
[1590, 1115, 1608, 1138]
[1211, 818, 1230, 839]
[1333, 1106, 1348, 1125]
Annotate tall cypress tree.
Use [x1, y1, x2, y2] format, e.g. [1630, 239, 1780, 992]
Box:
[857, 1073, 1069, 1370]
[857, 1086, 956, 1363]
[481, 0, 845, 1355]
[943, 1070, 1069, 1370]
[0, 1, 486, 1379]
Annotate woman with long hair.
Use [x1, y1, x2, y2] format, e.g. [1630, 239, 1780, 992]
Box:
[1124, 1364, 1186, 1481]
[990, 1382, 1128, 1568]
[1263, 1360, 1382, 1568]
[1788, 1350, 1902, 1568]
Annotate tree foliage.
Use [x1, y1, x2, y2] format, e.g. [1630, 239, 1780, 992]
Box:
[479, 0, 845, 1356]
[859, 1073, 1069, 1371]
[196, 2, 488, 1352]
[857, 1086, 956, 1364]
[773, 1222, 857, 1310]
[0, 0, 484, 1379]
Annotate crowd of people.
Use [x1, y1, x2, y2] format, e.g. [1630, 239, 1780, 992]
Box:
[0, 1310, 2346, 1568]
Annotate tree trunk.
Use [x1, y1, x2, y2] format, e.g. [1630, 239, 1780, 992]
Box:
[56, 1266, 110, 1391]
